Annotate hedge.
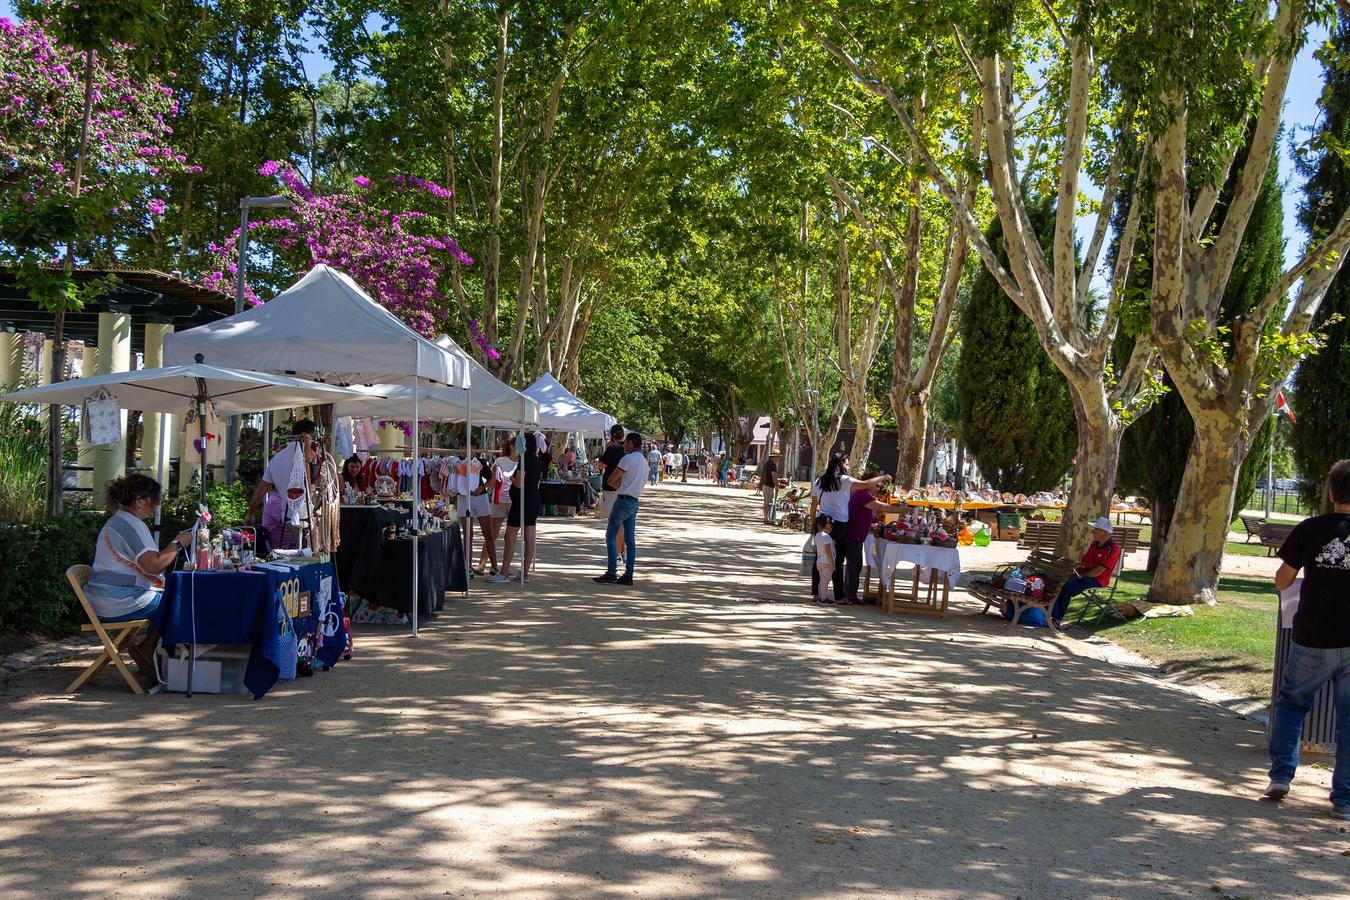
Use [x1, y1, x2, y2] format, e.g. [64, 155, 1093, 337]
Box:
[0, 511, 105, 635]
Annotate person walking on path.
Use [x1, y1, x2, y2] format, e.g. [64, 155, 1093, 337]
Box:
[597, 424, 626, 560]
[761, 455, 780, 524]
[808, 452, 891, 604]
[594, 432, 648, 586]
[647, 443, 662, 486]
[1265, 459, 1350, 821]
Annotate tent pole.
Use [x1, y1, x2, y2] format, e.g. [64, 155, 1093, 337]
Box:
[518, 424, 525, 590]
[411, 376, 419, 638]
[464, 389, 472, 597]
[196, 378, 209, 507]
[153, 410, 167, 543]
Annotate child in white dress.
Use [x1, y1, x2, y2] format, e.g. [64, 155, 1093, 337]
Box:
[813, 514, 836, 604]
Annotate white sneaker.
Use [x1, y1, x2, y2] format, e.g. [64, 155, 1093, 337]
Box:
[1263, 781, 1290, 801]
[486, 573, 510, 584]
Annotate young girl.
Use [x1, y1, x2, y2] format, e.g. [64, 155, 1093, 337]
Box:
[813, 513, 837, 605]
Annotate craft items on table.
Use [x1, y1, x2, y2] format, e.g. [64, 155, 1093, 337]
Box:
[862, 533, 962, 618]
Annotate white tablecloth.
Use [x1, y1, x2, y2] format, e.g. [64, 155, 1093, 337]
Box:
[864, 536, 962, 589]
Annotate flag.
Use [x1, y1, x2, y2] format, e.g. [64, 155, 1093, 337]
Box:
[1275, 390, 1296, 422]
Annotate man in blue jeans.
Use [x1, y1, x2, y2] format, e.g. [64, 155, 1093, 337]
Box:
[1266, 459, 1350, 821]
[594, 432, 648, 586]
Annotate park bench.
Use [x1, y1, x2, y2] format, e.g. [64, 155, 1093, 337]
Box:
[969, 550, 1077, 633]
[1239, 513, 1266, 544]
[1259, 521, 1296, 557]
[1017, 520, 1060, 551]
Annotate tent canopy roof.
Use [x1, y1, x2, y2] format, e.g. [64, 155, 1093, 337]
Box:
[522, 372, 616, 436]
[163, 265, 470, 388]
[333, 335, 537, 425]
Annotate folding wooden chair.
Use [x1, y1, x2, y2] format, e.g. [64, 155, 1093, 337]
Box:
[65, 565, 148, 695]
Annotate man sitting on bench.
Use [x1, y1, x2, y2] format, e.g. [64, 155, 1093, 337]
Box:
[1050, 516, 1122, 630]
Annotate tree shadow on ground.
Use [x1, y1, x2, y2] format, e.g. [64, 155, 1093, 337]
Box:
[0, 482, 1341, 898]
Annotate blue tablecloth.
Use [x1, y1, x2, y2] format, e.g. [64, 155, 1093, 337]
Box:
[152, 561, 346, 699]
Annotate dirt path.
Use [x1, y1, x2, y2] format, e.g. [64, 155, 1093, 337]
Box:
[0, 481, 1344, 899]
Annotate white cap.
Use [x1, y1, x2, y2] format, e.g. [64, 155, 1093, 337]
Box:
[1088, 515, 1114, 536]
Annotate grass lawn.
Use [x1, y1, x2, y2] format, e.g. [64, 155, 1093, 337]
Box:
[1064, 572, 1278, 705]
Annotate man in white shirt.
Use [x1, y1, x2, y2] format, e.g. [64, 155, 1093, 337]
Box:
[245, 419, 317, 550]
[594, 432, 648, 586]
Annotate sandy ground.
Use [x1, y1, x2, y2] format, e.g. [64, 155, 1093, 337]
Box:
[0, 481, 1345, 899]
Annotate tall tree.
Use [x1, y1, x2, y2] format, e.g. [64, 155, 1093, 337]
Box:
[1118, 145, 1283, 571]
[1291, 15, 1350, 508]
[956, 202, 1076, 492]
[1146, 1, 1350, 604]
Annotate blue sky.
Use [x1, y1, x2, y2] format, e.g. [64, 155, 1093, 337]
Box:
[0, 1, 1330, 274]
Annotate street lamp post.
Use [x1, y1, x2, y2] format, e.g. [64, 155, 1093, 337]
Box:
[225, 195, 295, 484]
[806, 388, 819, 487]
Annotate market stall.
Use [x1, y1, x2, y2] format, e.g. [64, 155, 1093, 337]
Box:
[522, 372, 616, 437]
[335, 503, 466, 620]
[165, 265, 472, 636]
[863, 535, 962, 618]
[333, 333, 538, 591]
[153, 559, 346, 698]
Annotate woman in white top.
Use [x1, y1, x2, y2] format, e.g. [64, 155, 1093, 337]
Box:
[809, 452, 891, 603]
[85, 474, 195, 678]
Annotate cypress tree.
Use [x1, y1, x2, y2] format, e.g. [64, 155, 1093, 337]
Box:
[1291, 18, 1350, 506]
[956, 202, 1076, 492]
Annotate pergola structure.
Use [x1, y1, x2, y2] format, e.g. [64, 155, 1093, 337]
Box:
[0, 266, 235, 493]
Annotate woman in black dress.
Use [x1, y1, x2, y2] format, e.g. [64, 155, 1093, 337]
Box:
[497, 432, 551, 583]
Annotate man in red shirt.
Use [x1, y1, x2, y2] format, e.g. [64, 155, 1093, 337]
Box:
[1050, 515, 1122, 629]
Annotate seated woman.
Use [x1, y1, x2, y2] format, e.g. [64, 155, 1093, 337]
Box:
[85, 475, 195, 679]
[341, 455, 365, 498]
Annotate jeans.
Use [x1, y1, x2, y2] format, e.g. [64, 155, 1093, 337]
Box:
[1268, 641, 1350, 806]
[606, 496, 639, 576]
[1050, 575, 1101, 621]
[649, 465, 659, 485]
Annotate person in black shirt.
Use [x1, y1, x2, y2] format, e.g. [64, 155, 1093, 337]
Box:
[1265, 459, 1350, 821]
[498, 432, 551, 583]
[597, 423, 626, 559]
[761, 455, 779, 524]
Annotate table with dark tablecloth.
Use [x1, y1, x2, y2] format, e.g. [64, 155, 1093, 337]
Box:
[335, 505, 408, 601]
[151, 561, 345, 699]
[335, 508, 466, 614]
[538, 481, 588, 514]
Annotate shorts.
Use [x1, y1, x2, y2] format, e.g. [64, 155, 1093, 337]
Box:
[490, 502, 511, 519]
[469, 493, 492, 519]
[98, 591, 163, 624]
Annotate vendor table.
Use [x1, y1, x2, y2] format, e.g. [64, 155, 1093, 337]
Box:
[539, 480, 588, 515]
[152, 560, 346, 699]
[335, 507, 466, 615]
[862, 536, 961, 618]
[903, 499, 1004, 511]
[1112, 506, 1152, 525]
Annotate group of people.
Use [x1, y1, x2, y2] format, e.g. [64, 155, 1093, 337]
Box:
[342, 433, 552, 584]
[594, 424, 650, 585]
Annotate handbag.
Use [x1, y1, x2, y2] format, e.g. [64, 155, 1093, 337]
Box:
[275, 582, 299, 680]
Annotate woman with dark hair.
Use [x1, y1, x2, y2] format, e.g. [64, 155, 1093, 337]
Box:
[340, 455, 364, 497]
[809, 453, 891, 604]
[495, 431, 551, 583]
[85, 474, 195, 677]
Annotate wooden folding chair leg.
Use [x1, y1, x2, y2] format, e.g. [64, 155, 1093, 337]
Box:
[67, 623, 145, 695]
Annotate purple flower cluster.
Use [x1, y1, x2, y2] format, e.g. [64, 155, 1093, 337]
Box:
[0, 16, 192, 228]
[204, 160, 474, 335]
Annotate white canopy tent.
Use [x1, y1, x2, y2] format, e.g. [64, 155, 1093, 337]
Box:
[331, 335, 538, 428]
[330, 334, 538, 594]
[522, 372, 616, 437]
[164, 264, 472, 637]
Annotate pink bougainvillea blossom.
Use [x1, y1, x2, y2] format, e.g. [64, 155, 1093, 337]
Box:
[0, 16, 190, 215]
[204, 160, 474, 337]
